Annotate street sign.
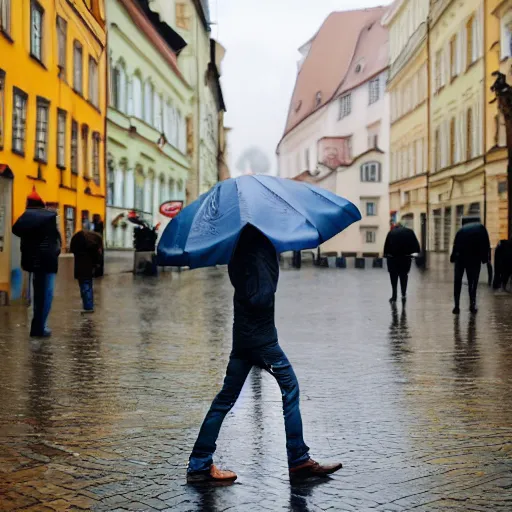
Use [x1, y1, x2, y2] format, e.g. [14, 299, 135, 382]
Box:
[159, 200, 183, 219]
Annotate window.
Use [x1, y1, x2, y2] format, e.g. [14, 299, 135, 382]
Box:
[435, 50, 442, 92]
[360, 162, 381, 182]
[176, 3, 190, 29]
[450, 36, 457, 80]
[92, 132, 100, 185]
[369, 77, 380, 104]
[88, 57, 99, 107]
[154, 92, 162, 131]
[71, 120, 78, 174]
[73, 41, 83, 93]
[31, 1, 44, 62]
[57, 109, 66, 169]
[338, 94, 351, 120]
[449, 117, 456, 165]
[57, 16, 67, 79]
[34, 97, 49, 163]
[467, 108, 473, 159]
[435, 127, 441, 170]
[132, 74, 142, 118]
[144, 81, 153, 125]
[82, 125, 89, 178]
[366, 202, 377, 216]
[12, 88, 28, 156]
[0, 0, 11, 35]
[107, 158, 115, 206]
[466, 15, 475, 67]
[0, 70, 4, 149]
[365, 230, 377, 244]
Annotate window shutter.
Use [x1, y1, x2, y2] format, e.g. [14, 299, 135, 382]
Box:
[461, 23, 467, 71]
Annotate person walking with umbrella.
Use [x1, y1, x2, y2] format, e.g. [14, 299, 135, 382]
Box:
[12, 187, 61, 337]
[157, 175, 361, 484]
[384, 223, 420, 304]
[451, 216, 491, 314]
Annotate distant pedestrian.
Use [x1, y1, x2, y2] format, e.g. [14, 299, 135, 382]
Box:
[186, 225, 342, 484]
[92, 214, 105, 277]
[12, 187, 61, 337]
[450, 217, 490, 314]
[70, 227, 103, 313]
[384, 224, 420, 304]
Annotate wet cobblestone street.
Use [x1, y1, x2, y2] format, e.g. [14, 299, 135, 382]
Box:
[1, 256, 512, 511]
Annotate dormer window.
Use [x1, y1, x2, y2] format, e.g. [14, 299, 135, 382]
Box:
[315, 91, 322, 106]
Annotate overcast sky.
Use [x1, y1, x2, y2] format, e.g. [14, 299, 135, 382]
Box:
[212, 0, 389, 176]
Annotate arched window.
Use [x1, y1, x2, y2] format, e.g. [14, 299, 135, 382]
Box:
[112, 60, 127, 113]
[144, 80, 154, 125]
[134, 166, 145, 211]
[163, 101, 171, 141]
[159, 175, 166, 205]
[154, 92, 162, 131]
[107, 156, 115, 206]
[168, 178, 175, 200]
[132, 73, 143, 118]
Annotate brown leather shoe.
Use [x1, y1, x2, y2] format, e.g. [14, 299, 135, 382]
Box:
[289, 459, 342, 480]
[187, 464, 237, 484]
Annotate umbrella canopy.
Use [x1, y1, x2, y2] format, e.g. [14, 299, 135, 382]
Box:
[157, 175, 361, 268]
[383, 226, 421, 257]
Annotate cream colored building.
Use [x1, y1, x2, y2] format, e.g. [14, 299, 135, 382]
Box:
[428, 0, 486, 252]
[383, 0, 429, 250]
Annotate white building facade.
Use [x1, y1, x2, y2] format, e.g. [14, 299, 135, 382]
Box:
[277, 8, 391, 256]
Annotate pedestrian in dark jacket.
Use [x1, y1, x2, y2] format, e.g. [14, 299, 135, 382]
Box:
[12, 187, 61, 337]
[384, 224, 421, 304]
[186, 225, 342, 484]
[92, 214, 105, 277]
[492, 238, 512, 291]
[451, 217, 491, 314]
[70, 229, 102, 313]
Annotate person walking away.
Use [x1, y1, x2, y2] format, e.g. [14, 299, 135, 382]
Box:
[92, 214, 105, 277]
[451, 217, 491, 314]
[186, 225, 342, 484]
[12, 187, 61, 337]
[70, 228, 103, 313]
[384, 224, 421, 304]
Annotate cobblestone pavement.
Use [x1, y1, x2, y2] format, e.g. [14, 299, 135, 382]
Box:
[1, 256, 512, 511]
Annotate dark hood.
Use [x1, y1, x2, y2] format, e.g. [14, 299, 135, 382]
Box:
[384, 226, 421, 257]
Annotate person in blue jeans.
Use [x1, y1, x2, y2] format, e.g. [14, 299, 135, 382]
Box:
[187, 225, 342, 484]
[12, 187, 61, 338]
[70, 227, 103, 313]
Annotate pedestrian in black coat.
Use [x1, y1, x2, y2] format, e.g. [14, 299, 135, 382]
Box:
[384, 224, 420, 304]
[70, 229, 102, 313]
[450, 217, 491, 314]
[12, 187, 61, 337]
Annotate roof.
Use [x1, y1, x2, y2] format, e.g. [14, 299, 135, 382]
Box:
[281, 7, 388, 139]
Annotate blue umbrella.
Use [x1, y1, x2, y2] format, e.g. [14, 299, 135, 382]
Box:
[157, 175, 361, 269]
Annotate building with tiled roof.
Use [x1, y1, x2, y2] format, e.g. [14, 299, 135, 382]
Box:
[277, 7, 392, 257]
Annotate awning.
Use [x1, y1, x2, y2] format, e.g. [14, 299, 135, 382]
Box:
[0, 165, 14, 179]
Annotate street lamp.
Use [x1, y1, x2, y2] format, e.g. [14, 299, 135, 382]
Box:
[491, 71, 512, 240]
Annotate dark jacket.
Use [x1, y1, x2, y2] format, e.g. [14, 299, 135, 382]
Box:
[70, 230, 103, 280]
[228, 225, 279, 349]
[12, 208, 61, 274]
[384, 226, 420, 274]
[450, 223, 490, 265]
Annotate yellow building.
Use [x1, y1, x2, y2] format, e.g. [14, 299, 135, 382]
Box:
[0, 0, 107, 303]
[428, 0, 486, 252]
[487, 0, 510, 244]
[383, 0, 430, 250]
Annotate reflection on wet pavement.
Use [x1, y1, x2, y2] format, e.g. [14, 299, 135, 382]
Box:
[1, 255, 512, 511]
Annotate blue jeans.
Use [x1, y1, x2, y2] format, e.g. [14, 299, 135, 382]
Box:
[79, 279, 94, 311]
[188, 342, 310, 473]
[31, 273, 56, 335]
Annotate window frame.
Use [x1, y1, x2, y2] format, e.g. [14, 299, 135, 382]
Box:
[81, 124, 89, 179]
[12, 87, 28, 157]
[366, 201, 377, 217]
[360, 162, 381, 182]
[71, 119, 79, 175]
[466, 108, 473, 160]
[0, 69, 5, 150]
[365, 230, 377, 244]
[57, 108, 67, 170]
[369, 77, 380, 105]
[0, 0, 11, 37]
[92, 132, 100, 185]
[34, 96, 50, 164]
[466, 15, 475, 68]
[56, 16, 67, 80]
[73, 40, 83, 94]
[88, 56, 99, 107]
[450, 35, 457, 81]
[338, 93, 351, 120]
[30, 0, 44, 64]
